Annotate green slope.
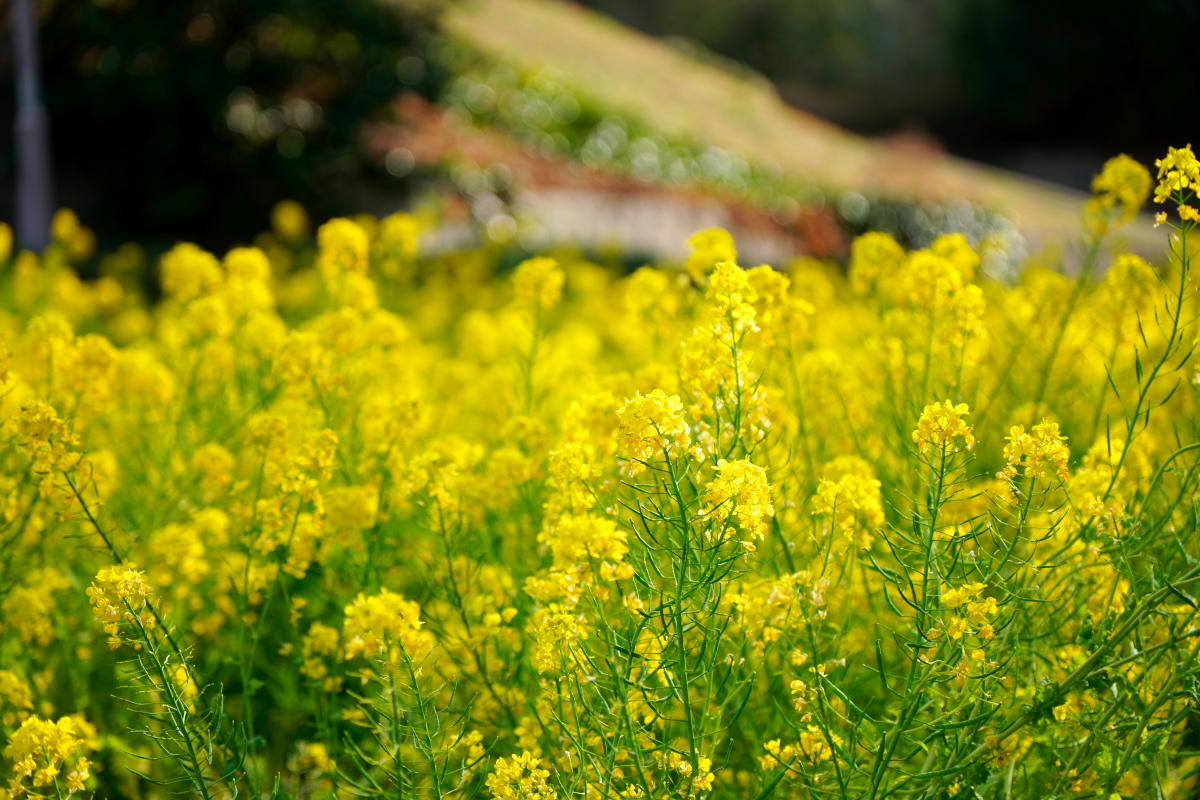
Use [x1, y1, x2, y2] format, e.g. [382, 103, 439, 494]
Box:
[441, 0, 1159, 260]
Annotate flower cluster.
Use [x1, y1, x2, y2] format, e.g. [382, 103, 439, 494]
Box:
[701, 458, 774, 547]
[1000, 419, 1071, 481]
[0, 145, 1197, 800]
[15, 400, 82, 499]
[86, 565, 155, 644]
[4, 716, 91, 796]
[940, 582, 999, 669]
[512, 256, 565, 311]
[662, 750, 716, 794]
[486, 751, 557, 800]
[616, 389, 691, 468]
[532, 612, 588, 675]
[912, 400, 975, 455]
[848, 230, 905, 295]
[341, 589, 432, 661]
[538, 513, 629, 568]
[812, 456, 884, 549]
[684, 227, 737, 281]
[761, 727, 843, 770]
[705, 260, 759, 337]
[1154, 144, 1200, 202]
[1086, 153, 1151, 233]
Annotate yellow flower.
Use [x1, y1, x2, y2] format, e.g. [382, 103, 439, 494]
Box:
[702, 458, 774, 543]
[616, 389, 691, 469]
[301, 622, 341, 680]
[316, 217, 370, 278]
[543, 443, 600, 517]
[512, 256, 564, 312]
[952, 283, 987, 344]
[691, 756, 715, 792]
[797, 725, 841, 764]
[966, 596, 998, 625]
[931, 233, 981, 283]
[486, 751, 557, 800]
[342, 589, 432, 660]
[532, 612, 587, 675]
[16, 400, 82, 499]
[86, 565, 155, 643]
[2, 569, 71, 646]
[191, 443, 236, 500]
[0, 671, 34, 710]
[66, 756, 91, 793]
[224, 245, 272, 284]
[941, 582, 986, 609]
[848, 231, 904, 295]
[538, 514, 629, 568]
[1001, 419, 1070, 481]
[378, 211, 422, 264]
[1086, 153, 1150, 232]
[289, 741, 332, 774]
[1105, 254, 1157, 315]
[272, 199, 310, 243]
[912, 400, 975, 454]
[812, 456, 883, 549]
[160, 242, 222, 302]
[1154, 143, 1200, 203]
[3, 716, 89, 794]
[684, 227, 737, 281]
[705, 260, 758, 336]
[51, 209, 96, 263]
[901, 249, 962, 313]
[324, 485, 380, 533]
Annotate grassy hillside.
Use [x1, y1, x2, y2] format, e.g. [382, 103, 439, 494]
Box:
[441, 0, 1159, 261]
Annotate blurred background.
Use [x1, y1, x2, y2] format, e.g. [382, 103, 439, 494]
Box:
[2, 0, 1190, 260]
[579, 0, 1198, 187]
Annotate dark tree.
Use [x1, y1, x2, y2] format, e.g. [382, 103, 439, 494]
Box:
[33, 0, 447, 250]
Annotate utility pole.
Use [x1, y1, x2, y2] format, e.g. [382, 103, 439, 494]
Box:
[12, 0, 52, 249]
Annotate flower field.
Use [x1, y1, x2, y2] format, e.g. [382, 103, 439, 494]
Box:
[2, 149, 1200, 800]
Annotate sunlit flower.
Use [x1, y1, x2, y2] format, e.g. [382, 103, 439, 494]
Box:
[912, 400, 975, 454]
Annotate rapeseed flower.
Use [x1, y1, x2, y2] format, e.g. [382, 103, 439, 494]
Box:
[912, 400, 975, 454]
[316, 218, 370, 277]
[848, 231, 904, 295]
[0, 153, 1197, 800]
[1000, 419, 1071, 481]
[1086, 154, 1151, 233]
[4, 716, 90, 795]
[616, 389, 691, 468]
[702, 458, 774, 546]
[486, 751, 556, 800]
[272, 199, 311, 244]
[0, 671, 33, 712]
[1154, 144, 1200, 203]
[812, 456, 883, 549]
[342, 588, 432, 660]
[86, 566, 155, 644]
[532, 612, 587, 675]
[512, 256, 564, 311]
[684, 227, 737, 281]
